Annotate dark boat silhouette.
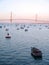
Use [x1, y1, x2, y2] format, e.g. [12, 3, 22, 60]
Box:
[20, 26, 24, 29]
[0, 26, 2, 28]
[5, 28, 9, 31]
[17, 28, 19, 30]
[31, 47, 42, 58]
[5, 33, 11, 38]
[25, 29, 28, 31]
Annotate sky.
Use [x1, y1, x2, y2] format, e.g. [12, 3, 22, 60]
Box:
[0, 0, 49, 23]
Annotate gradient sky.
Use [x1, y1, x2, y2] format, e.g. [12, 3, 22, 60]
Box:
[0, 0, 49, 23]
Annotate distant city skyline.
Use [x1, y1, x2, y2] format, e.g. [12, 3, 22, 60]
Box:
[0, 0, 49, 23]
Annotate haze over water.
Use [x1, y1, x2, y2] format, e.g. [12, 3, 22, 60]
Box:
[0, 0, 49, 23]
[0, 0, 49, 65]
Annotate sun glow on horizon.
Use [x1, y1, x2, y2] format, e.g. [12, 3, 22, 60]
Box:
[0, 0, 49, 23]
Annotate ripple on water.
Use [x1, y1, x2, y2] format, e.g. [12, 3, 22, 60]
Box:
[0, 23, 49, 65]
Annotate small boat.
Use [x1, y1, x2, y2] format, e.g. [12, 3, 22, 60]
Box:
[48, 27, 49, 29]
[27, 26, 29, 28]
[25, 29, 28, 32]
[17, 28, 19, 30]
[5, 33, 11, 38]
[31, 47, 42, 58]
[20, 27, 24, 29]
[24, 25, 25, 27]
[39, 28, 41, 30]
[4, 25, 6, 28]
[5, 28, 9, 31]
[0, 26, 2, 28]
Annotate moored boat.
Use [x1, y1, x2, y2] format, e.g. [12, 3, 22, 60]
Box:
[25, 29, 28, 32]
[20, 26, 24, 29]
[5, 33, 11, 38]
[31, 47, 42, 58]
[5, 36, 11, 38]
[0, 26, 2, 28]
[5, 28, 9, 31]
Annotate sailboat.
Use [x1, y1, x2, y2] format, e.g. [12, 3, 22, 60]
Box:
[5, 33, 11, 38]
[5, 12, 12, 38]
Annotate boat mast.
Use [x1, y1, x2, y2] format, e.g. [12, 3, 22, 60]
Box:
[35, 14, 38, 23]
[10, 12, 12, 23]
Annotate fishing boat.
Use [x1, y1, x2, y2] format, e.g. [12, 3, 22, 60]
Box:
[31, 47, 42, 58]
[5, 33, 11, 38]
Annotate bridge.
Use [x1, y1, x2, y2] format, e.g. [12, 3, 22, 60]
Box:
[0, 12, 49, 23]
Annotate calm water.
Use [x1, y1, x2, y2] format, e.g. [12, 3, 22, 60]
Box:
[0, 23, 49, 65]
